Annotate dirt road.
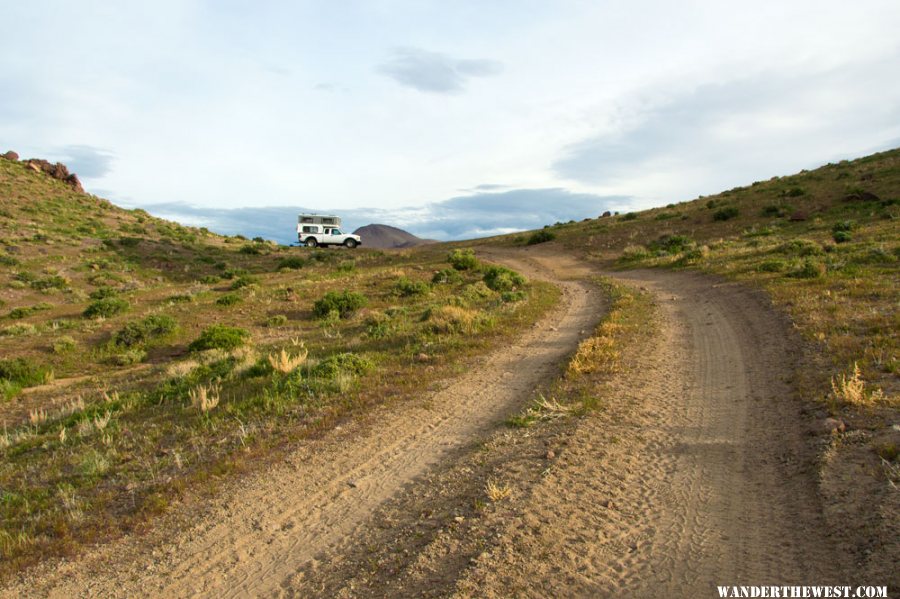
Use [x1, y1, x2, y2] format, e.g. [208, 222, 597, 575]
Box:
[3, 251, 602, 598]
[5, 249, 847, 597]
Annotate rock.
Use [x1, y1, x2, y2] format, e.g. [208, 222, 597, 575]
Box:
[822, 417, 846, 434]
[22, 158, 84, 192]
[843, 191, 880, 203]
[789, 210, 808, 222]
[415, 353, 430, 363]
[601, 211, 612, 218]
[1, 150, 18, 161]
[453, 516, 465, 523]
[545, 449, 555, 460]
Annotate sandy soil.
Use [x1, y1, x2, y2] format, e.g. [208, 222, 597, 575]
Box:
[4, 248, 868, 597]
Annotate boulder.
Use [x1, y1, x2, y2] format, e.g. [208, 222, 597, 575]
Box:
[1, 150, 18, 161]
[789, 210, 808, 222]
[822, 417, 846, 435]
[843, 191, 880, 203]
[23, 158, 84, 192]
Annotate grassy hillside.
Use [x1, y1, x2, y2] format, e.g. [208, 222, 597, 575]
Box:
[485, 149, 900, 554]
[490, 148, 899, 401]
[0, 157, 552, 573]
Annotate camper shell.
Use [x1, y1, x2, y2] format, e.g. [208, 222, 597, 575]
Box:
[296, 213, 361, 248]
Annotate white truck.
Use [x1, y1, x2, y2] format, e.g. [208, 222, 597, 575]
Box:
[296, 214, 362, 248]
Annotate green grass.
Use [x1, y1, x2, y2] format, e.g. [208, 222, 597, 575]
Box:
[0, 160, 560, 577]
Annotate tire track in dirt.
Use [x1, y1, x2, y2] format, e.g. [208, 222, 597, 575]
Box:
[3, 254, 604, 599]
[454, 259, 847, 597]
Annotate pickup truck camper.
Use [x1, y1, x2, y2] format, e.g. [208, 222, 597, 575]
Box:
[296, 214, 362, 248]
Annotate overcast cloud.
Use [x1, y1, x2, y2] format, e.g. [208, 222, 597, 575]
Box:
[378, 47, 503, 94]
[1, 1, 899, 240]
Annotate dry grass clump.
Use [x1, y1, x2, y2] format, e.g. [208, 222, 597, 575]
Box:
[267, 345, 308, 374]
[831, 362, 885, 406]
[28, 408, 48, 426]
[189, 383, 221, 413]
[485, 479, 512, 502]
[428, 305, 480, 334]
[568, 333, 619, 376]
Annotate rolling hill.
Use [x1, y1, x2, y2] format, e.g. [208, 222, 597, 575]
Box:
[352, 223, 437, 249]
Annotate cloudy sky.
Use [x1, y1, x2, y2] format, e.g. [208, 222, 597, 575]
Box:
[3, 1, 899, 243]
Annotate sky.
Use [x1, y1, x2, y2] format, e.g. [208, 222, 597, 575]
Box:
[2, 1, 899, 244]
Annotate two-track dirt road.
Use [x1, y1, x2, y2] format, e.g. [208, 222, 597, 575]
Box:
[4, 248, 847, 598]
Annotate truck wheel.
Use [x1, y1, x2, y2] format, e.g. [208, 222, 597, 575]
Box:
[305, 237, 318, 248]
[344, 239, 357, 248]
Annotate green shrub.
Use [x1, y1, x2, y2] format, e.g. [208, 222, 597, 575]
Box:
[216, 293, 242, 306]
[622, 212, 637, 220]
[31, 275, 69, 290]
[788, 259, 825, 279]
[313, 290, 368, 318]
[526, 229, 556, 245]
[230, 275, 258, 290]
[462, 281, 496, 302]
[364, 312, 391, 339]
[118, 236, 141, 247]
[448, 249, 478, 271]
[113, 314, 178, 347]
[501, 290, 527, 303]
[0, 357, 53, 395]
[761, 205, 785, 217]
[432, 268, 462, 285]
[7, 302, 52, 319]
[109, 348, 146, 366]
[266, 314, 288, 327]
[239, 244, 262, 255]
[712, 206, 739, 221]
[167, 293, 194, 303]
[757, 259, 788, 273]
[394, 277, 430, 297]
[311, 352, 374, 379]
[336, 261, 355, 273]
[83, 297, 129, 319]
[833, 220, 853, 232]
[654, 212, 676, 221]
[784, 186, 806, 197]
[52, 336, 77, 354]
[189, 325, 250, 352]
[1, 323, 37, 337]
[0, 254, 19, 267]
[200, 275, 220, 284]
[89, 286, 119, 300]
[651, 235, 694, 255]
[620, 245, 651, 261]
[833, 230, 852, 244]
[221, 267, 248, 279]
[278, 256, 306, 270]
[779, 239, 824, 256]
[482, 265, 526, 292]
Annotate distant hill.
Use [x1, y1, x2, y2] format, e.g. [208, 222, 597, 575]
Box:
[353, 224, 437, 249]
